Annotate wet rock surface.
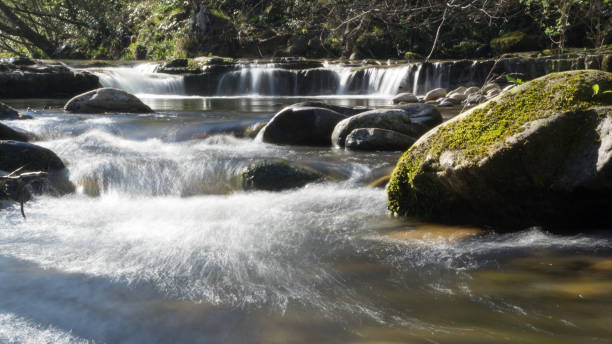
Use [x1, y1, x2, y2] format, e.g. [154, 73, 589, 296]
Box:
[237, 159, 325, 191]
[258, 105, 349, 146]
[0, 140, 74, 194]
[0, 59, 99, 98]
[64, 88, 153, 114]
[332, 104, 442, 147]
[345, 128, 416, 151]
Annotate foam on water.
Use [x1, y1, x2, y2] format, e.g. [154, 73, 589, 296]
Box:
[0, 313, 92, 344]
[0, 185, 388, 312]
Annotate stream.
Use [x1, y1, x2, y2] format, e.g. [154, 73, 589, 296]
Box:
[0, 63, 611, 344]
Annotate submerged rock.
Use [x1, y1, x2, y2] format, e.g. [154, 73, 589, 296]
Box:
[258, 105, 347, 146]
[0, 140, 74, 194]
[0, 102, 32, 120]
[64, 87, 153, 114]
[345, 128, 416, 151]
[242, 121, 268, 139]
[332, 104, 442, 147]
[387, 70, 612, 231]
[238, 159, 324, 191]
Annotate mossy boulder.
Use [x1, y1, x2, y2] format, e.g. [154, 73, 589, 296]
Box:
[387, 70, 612, 231]
[490, 31, 539, 55]
[238, 159, 325, 191]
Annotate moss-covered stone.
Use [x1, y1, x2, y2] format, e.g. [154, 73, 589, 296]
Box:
[387, 70, 612, 231]
[490, 31, 539, 55]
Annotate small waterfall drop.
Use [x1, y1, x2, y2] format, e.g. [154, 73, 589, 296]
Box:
[92, 63, 185, 95]
[365, 66, 411, 95]
[216, 63, 299, 96]
[215, 63, 413, 97]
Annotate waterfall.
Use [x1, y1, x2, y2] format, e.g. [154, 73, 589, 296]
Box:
[214, 63, 413, 97]
[216, 63, 299, 96]
[410, 62, 451, 95]
[86, 61, 458, 98]
[92, 63, 185, 95]
[363, 66, 411, 95]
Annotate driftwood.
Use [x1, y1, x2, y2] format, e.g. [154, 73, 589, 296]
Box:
[0, 166, 48, 218]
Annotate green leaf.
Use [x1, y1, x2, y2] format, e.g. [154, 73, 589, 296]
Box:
[593, 84, 600, 95]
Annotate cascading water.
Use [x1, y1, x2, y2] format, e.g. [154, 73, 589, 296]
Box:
[214, 63, 415, 97]
[216, 63, 297, 96]
[84, 61, 471, 98]
[92, 63, 185, 95]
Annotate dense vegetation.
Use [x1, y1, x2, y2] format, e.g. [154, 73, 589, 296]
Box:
[0, 0, 610, 60]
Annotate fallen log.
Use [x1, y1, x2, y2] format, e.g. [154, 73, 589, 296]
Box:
[0, 166, 48, 218]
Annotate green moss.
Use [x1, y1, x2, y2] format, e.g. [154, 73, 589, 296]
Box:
[490, 31, 538, 55]
[403, 51, 424, 60]
[387, 70, 612, 216]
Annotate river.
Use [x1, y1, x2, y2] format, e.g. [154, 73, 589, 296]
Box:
[0, 63, 611, 343]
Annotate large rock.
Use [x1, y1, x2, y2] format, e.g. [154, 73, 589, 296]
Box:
[238, 159, 324, 191]
[387, 70, 612, 231]
[332, 104, 442, 147]
[64, 88, 153, 114]
[258, 105, 348, 146]
[0, 140, 74, 194]
[345, 128, 416, 151]
[0, 123, 29, 142]
[0, 61, 99, 98]
[0, 102, 32, 120]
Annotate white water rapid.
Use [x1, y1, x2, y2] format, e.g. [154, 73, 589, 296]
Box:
[92, 63, 185, 95]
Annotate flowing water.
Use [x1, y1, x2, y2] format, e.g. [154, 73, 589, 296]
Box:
[1, 64, 612, 344]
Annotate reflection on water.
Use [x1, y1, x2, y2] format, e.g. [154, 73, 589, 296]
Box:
[137, 95, 396, 113]
[0, 98, 611, 344]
